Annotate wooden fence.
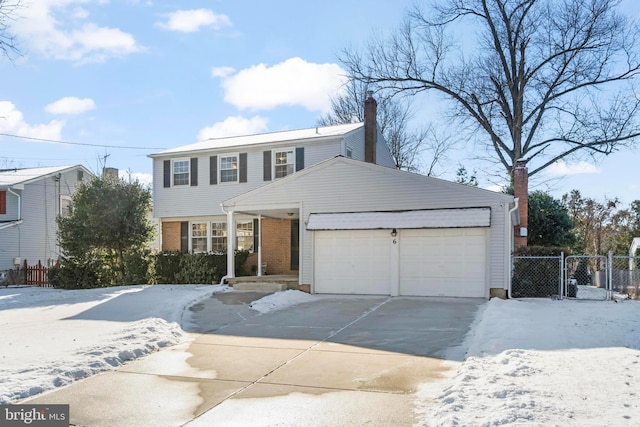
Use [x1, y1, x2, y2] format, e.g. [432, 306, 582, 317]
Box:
[23, 260, 54, 287]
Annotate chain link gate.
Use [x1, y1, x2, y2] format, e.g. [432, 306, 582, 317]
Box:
[511, 255, 563, 298]
[564, 255, 609, 300]
[611, 256, 640, 299]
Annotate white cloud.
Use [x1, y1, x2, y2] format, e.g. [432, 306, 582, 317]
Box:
[156, 9, 231, 33]
[13, 0, 143, 64]
[197, 115, 269, 140]
[119, 170, 153, 188]
[546, 161, 601, 176]
[219, 57, 348, 112]
[45, 97, 96, 115]
[0, 101, 64, 141]
[211, 66, 235, 78]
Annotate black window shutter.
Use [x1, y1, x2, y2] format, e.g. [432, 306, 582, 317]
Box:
[295, 147, 304, 171]
[263, 150, 272, 181]
[163, 160, 171, 188]
[210, 156, 217, 185]
[180, 221, 189, 253]
[190, 158, 198, 186]
[239, 153, 248, 183]
[253, 218, 259, 251]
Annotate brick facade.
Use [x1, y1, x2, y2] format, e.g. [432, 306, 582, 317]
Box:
[162, 221, 181, 251]
[260, 217, 298, 275]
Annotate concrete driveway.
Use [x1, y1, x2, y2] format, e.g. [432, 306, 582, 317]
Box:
[29, 292, 483, 426]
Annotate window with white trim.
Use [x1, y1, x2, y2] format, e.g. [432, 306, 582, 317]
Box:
[236, 221, 254, 251]
[173, 159, 190, 186]
[274, 149, 294, 179]
[60, 196, 72, 217]
[191, 223, 208, 253]
[220, 154, 238, 183]
[346, 146, 353, 158]
[211, 222, 227, 252]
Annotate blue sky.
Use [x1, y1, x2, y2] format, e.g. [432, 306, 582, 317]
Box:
[1, 0, 639, 205]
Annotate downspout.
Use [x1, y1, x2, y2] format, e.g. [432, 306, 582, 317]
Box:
[507, 198, 520, 297]
[219, 204, 231, 285]
[6, 187, 23, 259]
[7, 187, 21, 220]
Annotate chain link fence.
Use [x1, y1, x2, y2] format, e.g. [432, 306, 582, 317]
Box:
[611, 256, 640, 299]
[510, 253, 618, 300]
[511, 255, 563, 298]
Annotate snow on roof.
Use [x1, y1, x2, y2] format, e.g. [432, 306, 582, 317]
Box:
[0, 166, 75, 187]
[151, 122, 363, 157]
[306, 208, 492, 230]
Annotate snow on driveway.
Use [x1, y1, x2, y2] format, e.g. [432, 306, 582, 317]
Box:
[1, 285, 639, 427]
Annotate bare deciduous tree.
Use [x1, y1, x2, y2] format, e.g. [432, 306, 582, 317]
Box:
[318, 79, 453, 174]
[0, 0, 21, 59]
[341, 0, 640, 181]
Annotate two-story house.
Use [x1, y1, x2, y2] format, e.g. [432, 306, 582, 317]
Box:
[0, 165, 93, 271]
[149, 95, 393, 276]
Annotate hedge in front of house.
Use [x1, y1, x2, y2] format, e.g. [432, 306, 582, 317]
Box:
[154, 251, 250, 284]
[511, 246, 571, 298]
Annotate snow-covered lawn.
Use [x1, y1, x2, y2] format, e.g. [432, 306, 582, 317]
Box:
[1, 285, 639, 426]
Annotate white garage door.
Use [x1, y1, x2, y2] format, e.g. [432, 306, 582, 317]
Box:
[400, 228, 486, 297]
[314, 230, 391, 294]
[313, 227, 487, 297]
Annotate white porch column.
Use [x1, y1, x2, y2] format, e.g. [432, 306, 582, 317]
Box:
[226, 210, 235, 278]
[257, 215, 262, 277]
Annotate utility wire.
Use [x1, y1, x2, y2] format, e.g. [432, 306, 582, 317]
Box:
[0, 132, 166, 150]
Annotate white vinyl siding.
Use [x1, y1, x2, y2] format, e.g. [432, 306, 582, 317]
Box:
[153, 140, 347, 218]
[0, 167, 90, 270]
[223, 158, 513, 295]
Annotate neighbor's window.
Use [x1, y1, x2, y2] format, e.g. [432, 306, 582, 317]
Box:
[191, 222, 208, 253]
[346, 146, 353, 158]
[236, 221, 254, 252]
[220, 155, 238, 183]
[274, 150, 294, 178]
[173, 159, 190, 186]
[60, 196, 72, 217]
[211, 222, 227, 252]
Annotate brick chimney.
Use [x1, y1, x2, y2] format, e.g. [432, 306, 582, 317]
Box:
[513, 161, 528, 249]
[364, 91, 377, 164]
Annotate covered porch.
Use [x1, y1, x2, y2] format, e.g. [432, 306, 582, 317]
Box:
[225, 202, 302, 287]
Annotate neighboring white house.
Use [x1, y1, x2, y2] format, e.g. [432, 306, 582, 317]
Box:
[148, 95, 393, 275]
[0, 165, 93, 271]
[222, 156, 516, 299]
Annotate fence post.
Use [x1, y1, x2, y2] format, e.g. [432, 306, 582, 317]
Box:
[608, 251, 613, 301]
[559, 252, 564, 300]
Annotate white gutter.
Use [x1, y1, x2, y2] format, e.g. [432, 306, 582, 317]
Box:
[0, 220, 23, 231]
[507, 198, 520, 296]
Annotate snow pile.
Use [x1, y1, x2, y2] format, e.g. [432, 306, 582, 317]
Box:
[0, 285, 218, 404]
[248, 289, 316, 314]
[418, 298, 640, 427]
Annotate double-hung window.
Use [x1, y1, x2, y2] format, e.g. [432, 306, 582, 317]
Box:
[191, 223, 208, 253]
[173, 159, 190, 186]
[236, 221, 254, 252]
[211, 222, 227, 252]
[220, 155, 238, 183]
[274, 149, 294, 178]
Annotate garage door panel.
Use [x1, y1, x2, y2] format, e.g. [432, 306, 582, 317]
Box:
[315, 230, 390, 295]
[400, 228, 486, 297]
